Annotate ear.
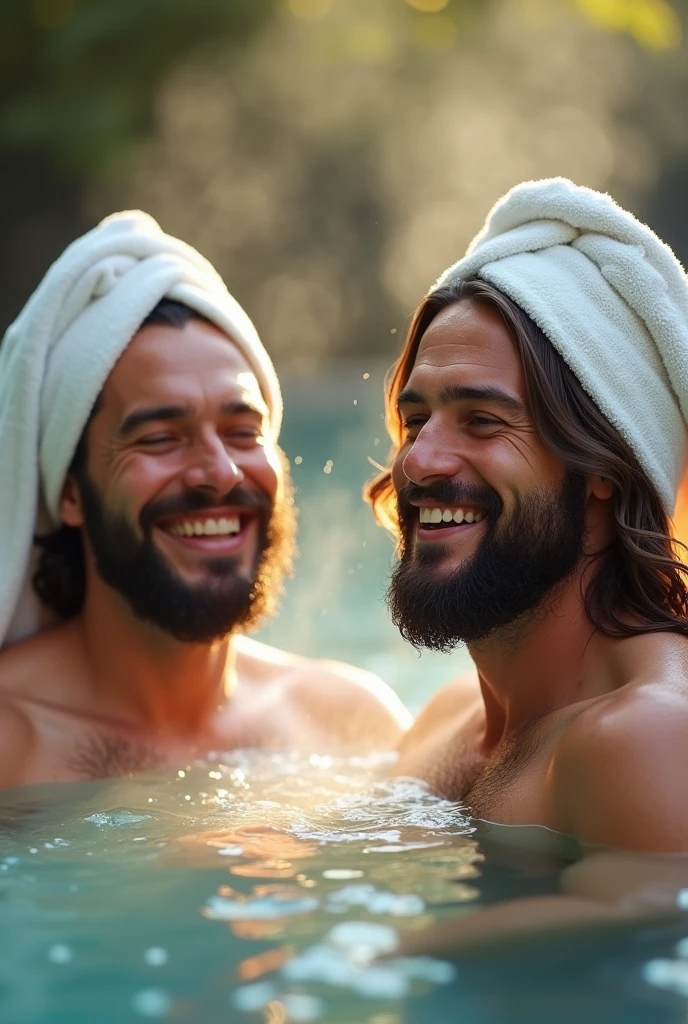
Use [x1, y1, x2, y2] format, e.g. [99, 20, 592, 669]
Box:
[59, 474, 85, 528]
[588, 473, 614, 501]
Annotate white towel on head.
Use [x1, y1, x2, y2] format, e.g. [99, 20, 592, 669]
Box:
[0, 210, 282, 649]
[434, 177, 688, 513]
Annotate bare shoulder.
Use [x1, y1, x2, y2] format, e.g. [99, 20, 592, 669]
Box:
[552, 679, 688, 850]
[234, 636, 412, 747]
[0, 653, 37, 789]
[399, 667, 481, 756]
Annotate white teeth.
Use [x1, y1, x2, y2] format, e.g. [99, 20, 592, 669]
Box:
[419, 507, 484, 527]
[220, 516, 241, 535]
[170, 516, 242, 537]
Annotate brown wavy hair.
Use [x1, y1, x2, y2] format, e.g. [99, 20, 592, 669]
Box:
[364, 277, 688, 638]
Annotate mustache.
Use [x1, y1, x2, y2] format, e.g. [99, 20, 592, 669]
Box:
[396, 481, 503, 523]
[140, 486, 274, 533]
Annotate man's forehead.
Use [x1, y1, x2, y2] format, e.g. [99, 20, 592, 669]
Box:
[409, 301, 521, 377]
[98, 321, 269, 418]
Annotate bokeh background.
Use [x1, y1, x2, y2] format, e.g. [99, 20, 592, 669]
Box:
[3, 0, 688, 709]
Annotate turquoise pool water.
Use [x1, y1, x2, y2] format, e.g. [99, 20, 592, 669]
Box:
[0, 753, 687, 1023]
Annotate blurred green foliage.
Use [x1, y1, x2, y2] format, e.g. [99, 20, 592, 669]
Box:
[0, 0, 275, 175]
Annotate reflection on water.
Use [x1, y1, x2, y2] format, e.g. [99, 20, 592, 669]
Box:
[0, 753, 687, 1023]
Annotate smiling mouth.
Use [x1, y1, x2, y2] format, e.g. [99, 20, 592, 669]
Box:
[155, 511, 258, 547]
[417, 506, 486, 532]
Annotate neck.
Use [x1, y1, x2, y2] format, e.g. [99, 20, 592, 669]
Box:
[467, 559, 621, 750]
[74, 579, 236, 736]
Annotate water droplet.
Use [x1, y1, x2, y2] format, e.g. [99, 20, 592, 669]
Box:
[132, 987, 172, 1017]
[144, 947, 169, 967]
[48, 944, 73, 965]
[294, 455, 303, 465]
[232, 981, 276, 1012]
[363, 372, 370, 380]
[283, 992, 324, 1021]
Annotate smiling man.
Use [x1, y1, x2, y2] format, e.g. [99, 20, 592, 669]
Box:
[367, 178, 688, 853]
[0, 212, 409, 788]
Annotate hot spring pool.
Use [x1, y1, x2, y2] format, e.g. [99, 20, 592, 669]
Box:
[0, 752, 686, 1023]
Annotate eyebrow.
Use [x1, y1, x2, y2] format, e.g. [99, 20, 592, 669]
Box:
[116, 400, 266, 439]
[397, 384, 526, 416]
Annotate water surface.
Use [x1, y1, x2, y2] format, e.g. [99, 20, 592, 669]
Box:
[0, 753, 686, 1023]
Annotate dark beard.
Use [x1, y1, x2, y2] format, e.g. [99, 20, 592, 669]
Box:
[75, 469, 296, 644]
[387, 473, 587, 652]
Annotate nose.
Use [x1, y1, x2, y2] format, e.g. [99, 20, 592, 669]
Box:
[182, 433, 244, 496]
[401, 422, 466, 487]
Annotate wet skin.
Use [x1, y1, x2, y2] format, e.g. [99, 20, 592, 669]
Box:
[61, 321, 281, 590]
[391, 299, 688, 854]
[0, 319, 410, 788]
[393, 300, 566, 570]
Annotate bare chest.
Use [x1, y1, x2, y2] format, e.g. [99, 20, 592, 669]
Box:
[15, 691, 309, 786]
[398, 716, 560, 827]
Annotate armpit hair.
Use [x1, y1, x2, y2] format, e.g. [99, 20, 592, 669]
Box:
[67, 733, 165, 780]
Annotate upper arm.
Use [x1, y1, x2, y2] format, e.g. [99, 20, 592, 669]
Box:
[0, 699, 35, 790]
[399, 671, 480, 757]
[294, 660, 412, 750]
[552, 693, 688, 852]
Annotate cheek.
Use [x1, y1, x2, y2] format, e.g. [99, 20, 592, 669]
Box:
[246, 443, 280, 500]
[100, 455, 174, 515]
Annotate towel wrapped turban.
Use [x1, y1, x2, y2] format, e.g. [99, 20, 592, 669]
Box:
[0, 211, 281, 647]
[434, 177, 688, 514]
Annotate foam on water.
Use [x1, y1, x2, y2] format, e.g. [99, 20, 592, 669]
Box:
[0, 751, 687, 1023]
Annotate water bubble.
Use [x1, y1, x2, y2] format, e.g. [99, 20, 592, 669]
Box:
[283, 992, 325, 1020]
[131, 988, 171, 1017]
[203, 893, 319, 921]
[643, 957, 688, 996]
[363, 373, 370, 380]
[48, 944, 73, 964]
[217, 845, 244, 857]
[328, 921, 399, 956]
[144, 947, 169, 967]
[294, 456, 303, 465]
[232, 981, 276, 1012]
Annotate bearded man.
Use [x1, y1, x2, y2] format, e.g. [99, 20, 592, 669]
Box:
[367, 178, 688, 853]
[0, 212, 409, 789]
